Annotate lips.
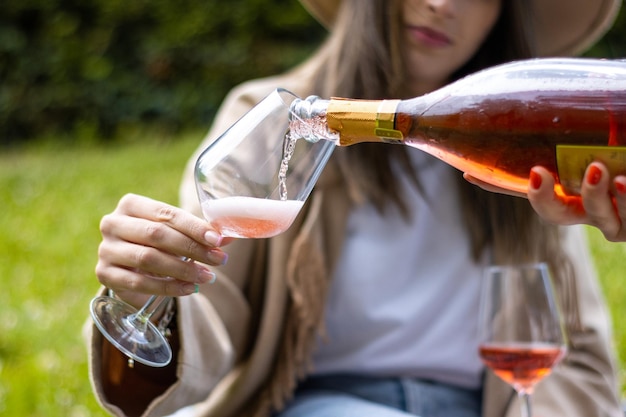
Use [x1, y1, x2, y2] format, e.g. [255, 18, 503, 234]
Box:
[408, 26, 452, 47]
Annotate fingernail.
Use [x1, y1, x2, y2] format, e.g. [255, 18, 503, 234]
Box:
[586, 165, 602, 185]
[183, 283, 200, 295]
[209, 249, 229, 265]
[198, 267, 217, 284]
[204, 230, 223, 246]
[530, 169, 542, 190]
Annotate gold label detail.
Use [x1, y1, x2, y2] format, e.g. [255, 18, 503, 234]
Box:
[375, 100, 403, 142]
[556, 145, 626, 194]
[327, 98, 402, 146]
[327, 98, 380, 146]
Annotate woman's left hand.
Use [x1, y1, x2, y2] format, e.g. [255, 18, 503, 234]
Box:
[463, 162, 626, 242]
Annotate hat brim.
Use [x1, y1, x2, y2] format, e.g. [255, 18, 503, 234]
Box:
[299, 0, 621, 56]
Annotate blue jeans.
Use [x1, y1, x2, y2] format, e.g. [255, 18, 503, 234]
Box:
[275, 374, 482, 417]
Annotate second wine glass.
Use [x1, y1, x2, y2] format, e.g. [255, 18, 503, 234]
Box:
[478, 262, 567, 417]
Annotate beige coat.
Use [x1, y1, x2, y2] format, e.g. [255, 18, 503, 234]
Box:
[87, 67, 623, 417]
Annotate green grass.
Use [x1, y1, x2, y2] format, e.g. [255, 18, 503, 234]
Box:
[0, 132, 201, 416]
[1, 133, 626, 416]
[587, 227, 626, 389]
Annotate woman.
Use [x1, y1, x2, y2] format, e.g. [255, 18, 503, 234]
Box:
[87, 0, 623, 416]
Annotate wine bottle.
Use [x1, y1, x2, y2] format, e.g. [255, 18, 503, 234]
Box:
[288, 58, 626, 197]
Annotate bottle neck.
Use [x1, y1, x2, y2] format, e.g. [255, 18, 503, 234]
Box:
[288, 95, 339, 143]
[289, 95, 410, 146]
[326, 98, 403, 145]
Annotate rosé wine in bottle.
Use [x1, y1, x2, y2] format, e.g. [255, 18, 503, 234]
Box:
[289, 58, 626, 199]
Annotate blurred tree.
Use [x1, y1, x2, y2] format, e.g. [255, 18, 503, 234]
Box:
[0, 0, 326, 145]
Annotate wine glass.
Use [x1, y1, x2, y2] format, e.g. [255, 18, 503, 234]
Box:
[90, 88, 335, 367]
[194, 88, 334, 238]
[478, 262, 567, 417]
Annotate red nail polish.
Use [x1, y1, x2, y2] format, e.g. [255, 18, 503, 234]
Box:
[616, 181, 626, 194]
[530, 170, 542, 190]
[586, 165, 602, 185]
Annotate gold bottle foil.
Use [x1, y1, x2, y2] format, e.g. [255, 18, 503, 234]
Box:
[327, 98, 403, 146]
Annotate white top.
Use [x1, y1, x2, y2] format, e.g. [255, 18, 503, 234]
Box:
[312, 149, 487, 389]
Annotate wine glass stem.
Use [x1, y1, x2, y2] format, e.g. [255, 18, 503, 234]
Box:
[519, 392, 532, 417]
[128, 295, 170, 332]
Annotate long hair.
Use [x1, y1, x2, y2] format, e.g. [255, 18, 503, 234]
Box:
[302, 0, 579, 329]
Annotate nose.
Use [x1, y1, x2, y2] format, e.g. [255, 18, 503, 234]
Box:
[426, 0, 455, 17]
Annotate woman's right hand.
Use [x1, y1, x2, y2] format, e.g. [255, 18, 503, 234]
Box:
[527, 163, 626, 242]
[95, 193, 229, 308]
[465, 163, 626, 242]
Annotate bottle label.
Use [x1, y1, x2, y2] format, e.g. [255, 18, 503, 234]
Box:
[556, 145, 626, 194]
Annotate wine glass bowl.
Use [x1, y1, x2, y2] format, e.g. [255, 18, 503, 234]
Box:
[478, 263, 567, 417]
[194, 88, 335, 239]
[478, 342, 565, 395]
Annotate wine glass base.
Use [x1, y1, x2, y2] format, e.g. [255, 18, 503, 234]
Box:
[90, 296, 173, 367]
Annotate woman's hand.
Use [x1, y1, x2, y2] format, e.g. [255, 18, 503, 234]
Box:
[95, 193, 229, 308]
[464, 163, 626, 242]
[527, 163, 626, 241]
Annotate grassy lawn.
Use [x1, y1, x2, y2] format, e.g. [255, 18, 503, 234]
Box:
[587, 227, 626, 388]
[1, 132, 625, 415]
[0, 132, 201, 416]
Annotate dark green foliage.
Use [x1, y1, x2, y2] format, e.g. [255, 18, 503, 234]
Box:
[0, 0, 326, 145]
